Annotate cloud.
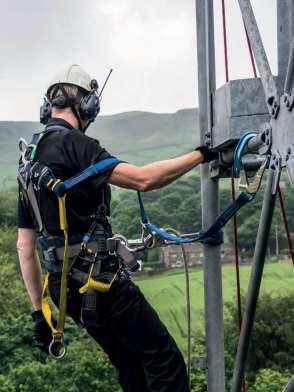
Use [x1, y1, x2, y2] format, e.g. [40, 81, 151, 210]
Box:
[0, 0, 276, 121]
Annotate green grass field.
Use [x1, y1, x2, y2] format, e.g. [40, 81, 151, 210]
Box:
[135, 263, 294, 353]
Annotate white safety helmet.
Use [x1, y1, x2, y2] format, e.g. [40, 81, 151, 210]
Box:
[40, 64, 100, 128]
[47, 64, 94, 95]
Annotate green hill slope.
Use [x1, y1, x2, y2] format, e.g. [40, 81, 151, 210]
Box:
[136, 263, 294, 353]
[0, 108, 199, 188]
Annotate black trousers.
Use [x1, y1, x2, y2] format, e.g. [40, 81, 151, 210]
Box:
[48, 271, 189, 392]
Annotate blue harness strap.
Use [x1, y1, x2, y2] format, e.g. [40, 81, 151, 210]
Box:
[63, 157, 122, 191]
[52, 157, 123, 196]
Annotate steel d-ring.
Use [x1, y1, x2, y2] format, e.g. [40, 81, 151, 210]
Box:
[48, 338, 67, 360]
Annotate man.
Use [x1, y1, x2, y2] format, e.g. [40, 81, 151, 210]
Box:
[17, 64, 217, 392]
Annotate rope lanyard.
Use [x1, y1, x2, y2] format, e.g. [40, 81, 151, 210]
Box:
[137, 189, 254, 246]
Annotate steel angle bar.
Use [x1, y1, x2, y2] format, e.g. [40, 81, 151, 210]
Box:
[196, 0, 225, 391]
[277, 0, 294, 93]
[230, 167, 278, 392]
[238, 0, 279, 116]
[282, 375, 294, 392]
[284, 38, 294, 95]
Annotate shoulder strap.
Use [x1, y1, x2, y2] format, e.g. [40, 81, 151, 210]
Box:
[18, 129, 50, 233]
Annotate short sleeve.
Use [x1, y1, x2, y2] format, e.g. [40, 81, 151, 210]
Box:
[84, 138, 117, 188]
[18, 186, 35, 229]
[65, 131, 118, 188]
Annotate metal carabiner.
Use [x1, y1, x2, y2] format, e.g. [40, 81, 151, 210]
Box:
[141, 227, 156, 249]
[239, 158, 268, 194]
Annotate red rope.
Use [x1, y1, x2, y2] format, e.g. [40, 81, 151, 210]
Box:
[278, 185, 294, 265]
[243, 24, 257, 78]
[221, 1, 246, 390]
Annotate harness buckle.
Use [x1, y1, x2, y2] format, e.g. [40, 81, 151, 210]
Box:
[44, 246, 58, 264]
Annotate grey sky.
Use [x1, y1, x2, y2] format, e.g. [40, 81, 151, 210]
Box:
[0, 0, 276, 121]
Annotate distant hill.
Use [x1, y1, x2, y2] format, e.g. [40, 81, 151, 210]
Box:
[0, 108, 199, 189]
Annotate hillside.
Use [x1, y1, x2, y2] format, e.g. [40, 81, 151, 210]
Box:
[137, 263, 294, 353]
[0, 108, 199, 188]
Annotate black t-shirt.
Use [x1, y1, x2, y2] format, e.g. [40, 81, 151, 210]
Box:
[18, 118, 116, 236]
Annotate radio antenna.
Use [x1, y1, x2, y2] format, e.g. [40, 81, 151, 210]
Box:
[98, 68, 113, 100]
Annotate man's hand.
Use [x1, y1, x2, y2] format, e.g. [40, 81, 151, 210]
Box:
[32, 310, 54, 354]
[195, 145, 219, 163]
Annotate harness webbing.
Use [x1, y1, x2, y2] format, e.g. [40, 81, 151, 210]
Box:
[138, 190, 253, 245]
[63, 157, 122, 191]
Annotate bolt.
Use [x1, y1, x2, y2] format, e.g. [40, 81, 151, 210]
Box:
[271, 163, 276, 170]
[205, 132, 211, 137]
[287, 146, 291, 155]
[284, 96, 288, 103]
[266, 128, 269, 135]
[266, 139, 270, 145]
[271, 108, 276, 116]
[274, 101, 278, 108]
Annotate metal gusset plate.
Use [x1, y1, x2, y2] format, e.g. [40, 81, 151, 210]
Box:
[267, 38, 294, 188]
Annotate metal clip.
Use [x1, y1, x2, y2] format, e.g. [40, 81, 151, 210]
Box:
[239, 158, 268, 194]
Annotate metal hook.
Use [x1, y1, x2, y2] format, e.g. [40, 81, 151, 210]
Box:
[238, 158, 268, 194]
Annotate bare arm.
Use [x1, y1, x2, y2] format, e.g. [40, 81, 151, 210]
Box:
[17, 228, 43, 311]
[109, 150, 204, 191]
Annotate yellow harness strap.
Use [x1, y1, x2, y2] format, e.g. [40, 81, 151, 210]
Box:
[41, 195, 69, 359]
[79, 263, 117, 294]
[41, 273, 58, 335]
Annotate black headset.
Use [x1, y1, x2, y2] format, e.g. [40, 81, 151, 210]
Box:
[40, 79, 100, 128]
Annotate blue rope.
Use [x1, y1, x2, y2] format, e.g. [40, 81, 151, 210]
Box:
[138, 191, 253, 246]
[233, 131, 257, 174]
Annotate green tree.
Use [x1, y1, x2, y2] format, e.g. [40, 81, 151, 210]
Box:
[252, 369, 291, 392]
[224, 294, 294, 388]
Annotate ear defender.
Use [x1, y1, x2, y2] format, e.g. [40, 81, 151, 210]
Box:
[40, 96, 52, 125]
[79, 79, 100, 122]
[40, 78, 101, 125]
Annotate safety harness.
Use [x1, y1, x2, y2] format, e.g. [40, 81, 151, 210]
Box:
[18, 127, 138, 359]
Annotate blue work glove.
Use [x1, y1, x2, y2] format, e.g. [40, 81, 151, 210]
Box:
[32, 310, 55, 354]
[195, 145, 219, 163]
